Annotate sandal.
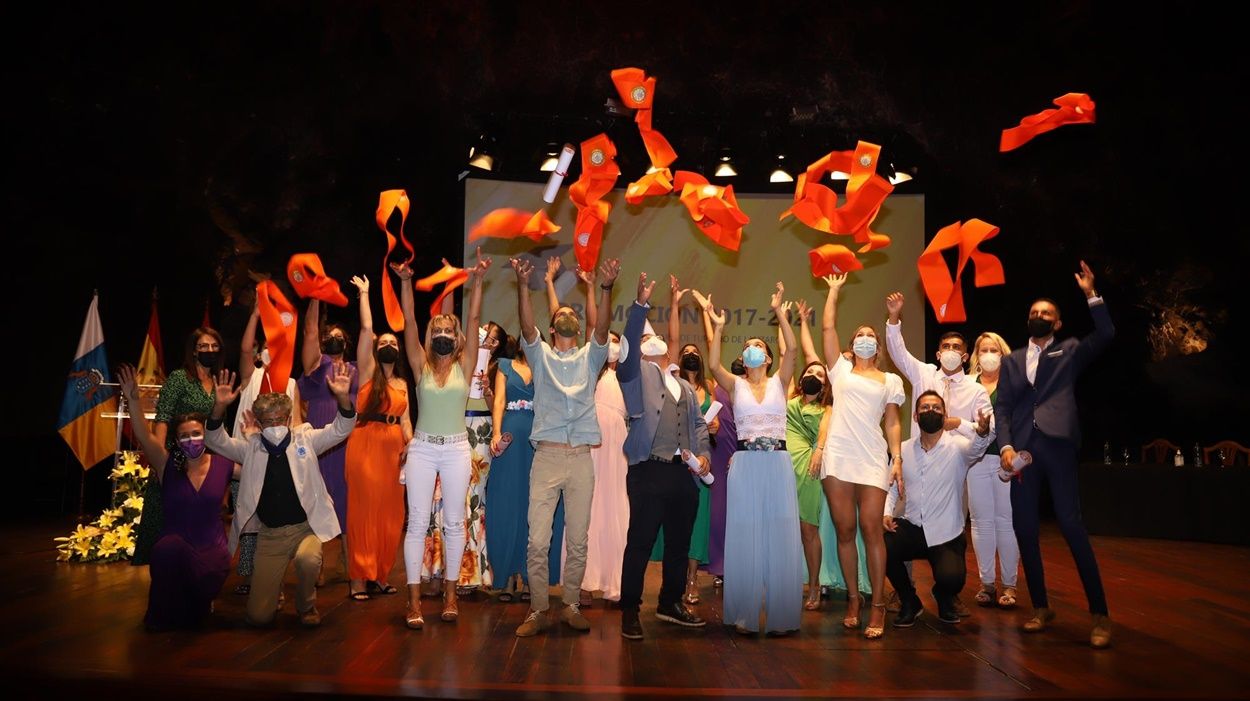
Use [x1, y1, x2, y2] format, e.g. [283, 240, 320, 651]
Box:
[405, 605, 424, 630]
[864, 602, 887, 639]
[998, 586, 1018, 608]
[975, 584, 996, 607]
[369, 581, 399, 595]
[441, 590, 459, 622]
[843, 594, 862, 629]
[519, 588, 531, 603]
[684, 576, 700, 606]
[349, 588, 371, 601]
[498, 591, 515, 603]
[804, 587, 822, 611]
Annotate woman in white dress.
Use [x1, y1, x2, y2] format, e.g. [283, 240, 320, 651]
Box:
[818, 274, 904, 639]
[706, 283, 804, 635]
[581, 330, 629, 603]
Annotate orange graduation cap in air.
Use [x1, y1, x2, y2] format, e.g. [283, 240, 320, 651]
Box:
[287, 253, 348, 307]
[780, 141, 893, 253]
[917, 218, 1005, 323]
[569, 134, 620, 271]
[416, 260, 468, 319]
[468, 208, 560, 242]
[256, 280, 298, 392]
[611, 67, 678, 205]
[673, 171, 750, 252]
[377, 189, 414, 332]
[808, 244, 864, 277]
[999, 93, 1096, 152]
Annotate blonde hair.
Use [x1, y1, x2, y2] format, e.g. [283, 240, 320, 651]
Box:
[969, 331, 1012, 376]
[425, 313, 466, 362]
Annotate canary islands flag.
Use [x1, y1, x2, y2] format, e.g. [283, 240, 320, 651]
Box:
[58, 292, 118, 470]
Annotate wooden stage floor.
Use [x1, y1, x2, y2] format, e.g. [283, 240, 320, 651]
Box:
[1, 519, 1247, 700]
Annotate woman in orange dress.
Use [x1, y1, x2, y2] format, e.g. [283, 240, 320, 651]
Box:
[345, 275, 412, 599]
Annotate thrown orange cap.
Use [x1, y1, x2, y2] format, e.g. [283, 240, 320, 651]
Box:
[377, 189, 414, 332]
[610, 67, 656, 111]
[781, 141, 893, 253]
[568, 134, 620, 271]
[256, 280, 298, 392]
[917, 219, 1005, 323]
[416, 261, 466, 293]
[809, 244, 863, 277]
[1000, 93, 1096, 152]
[287, 253, 348, 307]
[625, 168, 673, 205]
[674, 171, 750, 252]
[468, 208, 560, 242]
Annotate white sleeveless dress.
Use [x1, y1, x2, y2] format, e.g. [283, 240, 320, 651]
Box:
[722, 374, 804, 634]
[822, 355, 906, 491]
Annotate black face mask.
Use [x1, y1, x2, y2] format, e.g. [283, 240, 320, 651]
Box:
[377, 346, 399, 363]
[730, 358, 746, 376]
[431, 336, 456, 356]
[322, 337, 346, 355]
[196, 351, 220, 368]
[800, 375, 824, 396]
[1027, 317, 1054, 339]
[917, 410, 945, 434]
[680, 353, 702, 372]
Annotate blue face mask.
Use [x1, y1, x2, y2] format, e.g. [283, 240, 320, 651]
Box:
[852, 336, 878, 359]
[742, 345, 767, 369]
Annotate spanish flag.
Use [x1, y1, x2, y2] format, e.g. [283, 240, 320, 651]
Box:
[58, 292, 118, 470]
[135, 289, 165, 385]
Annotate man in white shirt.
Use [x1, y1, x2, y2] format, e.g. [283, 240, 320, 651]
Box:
[884, 391, 991, 626]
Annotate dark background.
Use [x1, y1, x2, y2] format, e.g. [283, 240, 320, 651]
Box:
[5, 2, 1246, 518]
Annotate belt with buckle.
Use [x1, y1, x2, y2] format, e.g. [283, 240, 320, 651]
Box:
[414, 430, 468, 445]
[361, 413, 403, 425]
[648, 454, 684, 464]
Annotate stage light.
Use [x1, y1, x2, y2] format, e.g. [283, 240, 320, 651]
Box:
[468, 136, 495, 171]
[769, 154, 793, 183]
[889, 171, 913, 184]
[829, 170, 850, 180]
[715, 162, 738, 177]
[539, 145, 559, 172]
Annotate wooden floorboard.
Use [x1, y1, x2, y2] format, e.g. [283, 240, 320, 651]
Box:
[2, 518, 1247, 700]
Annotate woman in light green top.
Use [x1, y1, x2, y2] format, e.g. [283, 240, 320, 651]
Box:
[392, 249, 491, 630]
[788, 360, 832, 611]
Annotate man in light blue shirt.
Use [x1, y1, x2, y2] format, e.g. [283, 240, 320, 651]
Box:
[510, 256, 619, 637]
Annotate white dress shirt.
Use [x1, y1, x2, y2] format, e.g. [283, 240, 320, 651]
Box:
[884, 320, 995, 441]
[885, 428, 993, 547]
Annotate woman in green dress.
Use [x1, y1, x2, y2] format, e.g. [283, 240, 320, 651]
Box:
[788, 360, 832, 610]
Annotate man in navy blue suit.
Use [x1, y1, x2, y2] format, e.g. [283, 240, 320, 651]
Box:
[996, 261, 1114, 649]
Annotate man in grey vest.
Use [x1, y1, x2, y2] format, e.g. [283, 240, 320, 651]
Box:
[616, 272, 712, 640]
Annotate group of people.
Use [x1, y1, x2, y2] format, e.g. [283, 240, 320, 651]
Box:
[118, 252, 1115, 649]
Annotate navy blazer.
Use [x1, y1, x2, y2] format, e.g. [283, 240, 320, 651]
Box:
[995, 299, 1114, 449]
[617, 301, 712, 469]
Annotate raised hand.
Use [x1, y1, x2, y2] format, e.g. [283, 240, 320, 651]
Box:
[708, 304, 727, 328]
[544, 256, 562, 283]
[389, 262, 414, 281]
[510, 258, 534, 284]
[575, 266, 597, 286]
[117, 364, 139, 402]
[636, 272, 656, 305]
[885, 291, 904, 321]
[822, 273, 848, 291]
[327, 361, 354, 400]
[778, 300, 793, 322]
[690, 289, 711, 311]
[350, 275, 370, 295]
[212, 369, 241, 407]
[598, 258, 621, 286]
[769, 282, 785, 310]
[468, 246, 492, 279]
[670, 275, 689, 305]
[795, 299, 811, 325]
[1075, 259, 1097, 297]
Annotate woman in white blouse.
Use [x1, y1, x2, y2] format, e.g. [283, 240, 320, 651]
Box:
[818, 274, 904, 639]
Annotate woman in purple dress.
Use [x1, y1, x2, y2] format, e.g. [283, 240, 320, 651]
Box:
[120, 365, 235, 631]
[299, 299, 359, 573]
[690, 289, 737, 587]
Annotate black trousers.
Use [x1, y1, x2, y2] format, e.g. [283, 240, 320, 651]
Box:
[884, 519, 967, 610]
[619, 458, 699, 612]
[1011, 431, 1108, 615]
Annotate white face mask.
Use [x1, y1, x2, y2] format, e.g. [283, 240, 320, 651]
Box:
[259, 348, 271, 367]
[852, 336, 877, 359]
[262, 426, 289, 444]
[978, 352, 1001, 373]
[478, 326, 489, 344]
[939, 350, 964, 372]
[639, 336, 668, 358]
[608, 341, 621, 363]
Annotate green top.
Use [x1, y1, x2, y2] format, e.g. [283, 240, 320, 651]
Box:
[154, 369, 215, 424]
[978, 377, 1000, 454]
[786, 396, 825, 466]
[416, 363, 470, 436]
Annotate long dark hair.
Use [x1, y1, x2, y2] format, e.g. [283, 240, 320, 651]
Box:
[678, 342, 713, 394]
[322, 321, 354, 356]
[483, 321, 509, 388]
[361, 333, 410, 419]
[791, 360, 832, 406]
[182, 327, 225, 378]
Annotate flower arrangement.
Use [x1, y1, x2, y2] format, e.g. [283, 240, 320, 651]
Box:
[55, 450, 149, 563]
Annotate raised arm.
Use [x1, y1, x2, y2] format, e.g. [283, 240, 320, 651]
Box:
[667, 275, 689, 367]
[391, 262, 426, 379]
[351, 275, 376, 382]
[577, 267, 599, 340]
[301, 298, 322, 375]
[704, 298, 737, 394]
[511, 258, 538, 344]
[593, 258, 619, 345]
[617, 274, 655, 415]
[796, 299, 819, 367]
[544, 257, 562, 318]
[239, 301, 261, 385]
[204, 369, 248, 465]
[1072, 260, 1115, 368]
[118, 365, 169, 480]
[884, 291, 926, 385]
[460, 247, 491, 378]
[820, 274, 847, 368]
[773, 285, 797, 384]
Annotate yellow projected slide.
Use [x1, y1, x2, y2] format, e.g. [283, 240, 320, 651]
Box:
[463, 178, 926, 407]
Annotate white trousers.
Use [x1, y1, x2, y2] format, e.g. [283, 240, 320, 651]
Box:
[967, 453, 1018, 587]
[403, 439, 471, 585]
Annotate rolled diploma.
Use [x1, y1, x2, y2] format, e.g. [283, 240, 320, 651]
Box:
[542, 144, 577, 203]
[703, 400, 723, 425]
[683, 449, 714, 485]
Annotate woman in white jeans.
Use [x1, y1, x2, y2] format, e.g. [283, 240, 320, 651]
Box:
[967, 331, 1019, 608]
[393, 250, 491, 628]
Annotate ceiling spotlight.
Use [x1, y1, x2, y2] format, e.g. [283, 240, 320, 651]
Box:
[889, 171, 913, 185]
[468, 135, 495, 171]
[715, 161, 738, 177]
[539, 143, 560, 172]
[828, 170, 850, 180]
[769, 154, 793, 183]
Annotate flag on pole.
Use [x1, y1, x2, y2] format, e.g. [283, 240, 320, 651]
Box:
[58, 292, 119, 470]
[136, 288, 165, 385]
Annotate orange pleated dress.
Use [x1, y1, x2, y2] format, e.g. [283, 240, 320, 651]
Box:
[345, 380, 408, 582]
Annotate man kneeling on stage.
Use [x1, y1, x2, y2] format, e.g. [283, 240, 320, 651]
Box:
[884, 391, 992, 627]
[206, 363, 357, 627]
[615, 272, 712, 640]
